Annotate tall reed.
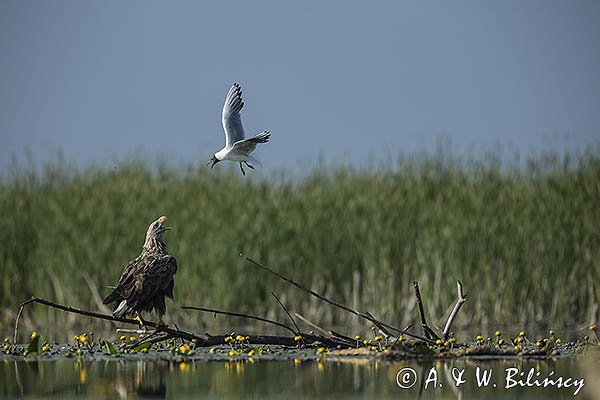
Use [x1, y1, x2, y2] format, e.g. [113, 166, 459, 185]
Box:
[1, 150, 598, 339]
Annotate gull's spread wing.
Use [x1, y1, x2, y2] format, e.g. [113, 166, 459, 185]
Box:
[221, 83, 246, 148]
[231, 131, 270, 155]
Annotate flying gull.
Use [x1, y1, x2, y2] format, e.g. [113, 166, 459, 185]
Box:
[207, 83, 270, 175]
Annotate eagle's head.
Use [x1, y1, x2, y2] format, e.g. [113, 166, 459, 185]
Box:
[143, 216, 171, 251]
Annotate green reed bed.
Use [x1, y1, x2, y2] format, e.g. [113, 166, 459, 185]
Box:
[0, 151, 599, 340]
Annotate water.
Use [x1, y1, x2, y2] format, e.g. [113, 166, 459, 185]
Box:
[1, 352, 596, 399]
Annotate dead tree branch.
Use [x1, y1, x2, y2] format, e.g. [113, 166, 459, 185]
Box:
[443, 280, 467, 340]
[271, 292, 301, 334]
[413, 281, 440, 341]
[365, 311, 394, 338]
[181, 305, 297, 335]
[15, 296, 350, 349]
[15, 297, 204, 343]
[294, 312, 357, 347]
[243, 255, 434, 344]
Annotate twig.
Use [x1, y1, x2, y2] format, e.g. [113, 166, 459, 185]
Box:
[243, 255, 434, 343]
[181, 305, 297, 335]
[116, 328, 147, 335]
[131, 332, 172, 348]
[125, 329, 165, 349]
[413, 281, 440, 341]
[294, 312, 357, 347]
[365, 311, 393, 338]
[443, 280, 467, 340]
[271, 292, 301, 335]
[294, 312, 332, 337]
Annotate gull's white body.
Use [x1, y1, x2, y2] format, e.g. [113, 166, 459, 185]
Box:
[209, 83, 270, 174]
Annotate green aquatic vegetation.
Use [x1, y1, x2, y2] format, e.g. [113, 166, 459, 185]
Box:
[1, 150, 599, 339]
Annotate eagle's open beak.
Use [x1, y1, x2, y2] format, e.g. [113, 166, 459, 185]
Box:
[158, 216, 171, 231]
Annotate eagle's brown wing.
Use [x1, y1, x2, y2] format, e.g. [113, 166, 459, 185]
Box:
[121, 255, 177, 314]
[102, 256, 143, 306]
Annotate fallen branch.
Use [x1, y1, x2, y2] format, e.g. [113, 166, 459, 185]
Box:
[181, 305, 297, 335]
[15, 297, 204, 343]
[271, 292, 301, 335]
[243, 255, 434, 344]
[413, 281, 440, 341]
[15, 296, 348, 349]
[365, 311, 394, 338]
[125, 329, 167, 349]
[443, 280, 467, 340]
[294, 312, 357, 347]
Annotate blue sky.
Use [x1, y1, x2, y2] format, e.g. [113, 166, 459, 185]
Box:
[1, 1, 599, 172]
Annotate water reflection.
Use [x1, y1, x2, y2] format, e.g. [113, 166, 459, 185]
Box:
[113, 360, 167, 399]
[1, 354, 597, 399]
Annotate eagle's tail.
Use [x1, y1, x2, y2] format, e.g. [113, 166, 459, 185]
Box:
[113, 300, 130, 318]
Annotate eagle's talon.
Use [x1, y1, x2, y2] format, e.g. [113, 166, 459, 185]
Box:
[134, 314, 147, 331]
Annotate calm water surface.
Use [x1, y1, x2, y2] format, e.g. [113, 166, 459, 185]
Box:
[1, 352, 597, 399]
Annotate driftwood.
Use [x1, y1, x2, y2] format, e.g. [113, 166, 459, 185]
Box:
[180, 306, 297, 335]
[413, 281, 440, 341]
[294, 312, 358, 347]
[243, 255, 436, 344]
[14, 256, 468, 351]
[270, 292, 302, 335]
[16, 297, 201, 343]
[14, 297, 336, 348]
[443, 280, 466, 340]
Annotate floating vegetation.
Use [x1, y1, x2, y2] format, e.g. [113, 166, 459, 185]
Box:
[2, 325, 598, 363]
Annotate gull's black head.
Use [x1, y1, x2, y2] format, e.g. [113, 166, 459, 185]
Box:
[207, 155, 221, 169]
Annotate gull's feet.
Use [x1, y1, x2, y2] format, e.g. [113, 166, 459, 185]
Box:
[239, 162, 246, 175]
[244, 161, 255, 170]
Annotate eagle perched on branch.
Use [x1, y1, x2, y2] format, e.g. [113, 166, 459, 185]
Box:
[103, 216, 178, 326]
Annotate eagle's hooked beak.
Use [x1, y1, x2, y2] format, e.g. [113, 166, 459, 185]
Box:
[158, 216, 172, 232]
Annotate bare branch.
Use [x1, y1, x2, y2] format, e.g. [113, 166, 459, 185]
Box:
[243, 255, 434, 343]
[365, 311, 394, 338]
[443, 280, 467, 340]
[294, 312, 357, 347]
[413, 281, 440, 341]
[15, 296, 344, 348]
[181, 305, 297, 335]
[270, 292, 301, 334]
[15, 297, 204, 343]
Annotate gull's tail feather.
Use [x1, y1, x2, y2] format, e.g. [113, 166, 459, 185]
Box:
[248, 155, 263, 168]
[248, 131, 270, 144]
